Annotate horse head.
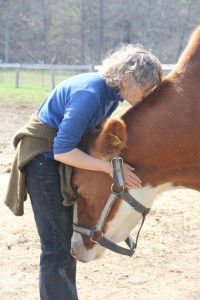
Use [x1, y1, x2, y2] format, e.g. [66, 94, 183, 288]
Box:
[71, 118, 137, 262]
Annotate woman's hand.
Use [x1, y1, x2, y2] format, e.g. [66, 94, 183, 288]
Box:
[103, 161, 142, 189]
[122, 163, 142, 188]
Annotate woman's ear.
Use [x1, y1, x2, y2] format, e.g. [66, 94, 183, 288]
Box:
[121, 75, 130, 89]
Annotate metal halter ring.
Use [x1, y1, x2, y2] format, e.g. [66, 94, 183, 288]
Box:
[111, 183, 125, 196]
[90, 231, 104, 244]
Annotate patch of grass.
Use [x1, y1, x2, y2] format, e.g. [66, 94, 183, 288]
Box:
[0, 86, 51, 106]
[0, 85, 130, 115]
[0, 69, 79, 106]
[0, 69, 130, 113]
[114, 101, 130, 116]
[0, 69, 79, 89]
[0, 83, 130, 116]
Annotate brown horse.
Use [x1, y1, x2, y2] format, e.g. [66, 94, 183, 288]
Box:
[71, 25, 200, 262]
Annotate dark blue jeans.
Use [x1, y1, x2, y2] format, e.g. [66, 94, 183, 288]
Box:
[24, 155, 79, 300]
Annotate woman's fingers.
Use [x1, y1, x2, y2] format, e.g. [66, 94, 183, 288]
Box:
[107, 161, 142, 189]
[123, 162, 135, 171]
[123, 164, 142, 188]
[129, 170, 142, 183]
[125, 176, 142, 188]
[126, 183, 140, 189]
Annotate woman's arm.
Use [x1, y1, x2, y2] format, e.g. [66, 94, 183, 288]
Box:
[54, 148, 142, 188]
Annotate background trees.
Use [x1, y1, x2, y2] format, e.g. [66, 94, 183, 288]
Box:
[0, 0, 199, 64]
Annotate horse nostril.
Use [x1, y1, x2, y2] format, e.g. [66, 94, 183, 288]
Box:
[72, 184, 80, 192]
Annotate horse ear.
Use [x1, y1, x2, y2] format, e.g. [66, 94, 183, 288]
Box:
[95, 117, 127, 159]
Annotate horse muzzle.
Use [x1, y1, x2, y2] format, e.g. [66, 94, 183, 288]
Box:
[71, 232, 106, 262]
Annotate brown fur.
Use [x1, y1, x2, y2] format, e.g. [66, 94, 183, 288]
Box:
[72, 25, 200, 249]
[80, 117, 126, 159]
[121, 25, 200, 191]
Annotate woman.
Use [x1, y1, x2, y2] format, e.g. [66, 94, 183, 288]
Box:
[23, 45, 162, 299]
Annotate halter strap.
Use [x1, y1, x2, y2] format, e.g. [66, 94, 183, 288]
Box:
[73, 157, 150, 257]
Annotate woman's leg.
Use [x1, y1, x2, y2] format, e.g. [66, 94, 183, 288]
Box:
[24, 155, 78, 300]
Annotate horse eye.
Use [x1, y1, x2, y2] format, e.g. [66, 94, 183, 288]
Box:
[72, 184, 80, 192]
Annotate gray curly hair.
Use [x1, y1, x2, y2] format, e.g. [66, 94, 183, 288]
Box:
[100, 44, 162, 90]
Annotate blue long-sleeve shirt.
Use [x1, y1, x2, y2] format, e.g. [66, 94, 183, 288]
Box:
[37, 72, 123, 156]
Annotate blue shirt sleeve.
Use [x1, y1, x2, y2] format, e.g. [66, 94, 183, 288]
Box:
[53, 90, 100, 153]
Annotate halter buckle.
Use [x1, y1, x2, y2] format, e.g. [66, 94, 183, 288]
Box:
[111, 157, 126, 187]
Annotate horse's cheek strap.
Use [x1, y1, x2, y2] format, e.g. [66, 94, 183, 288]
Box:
[112, 157, 126, 187]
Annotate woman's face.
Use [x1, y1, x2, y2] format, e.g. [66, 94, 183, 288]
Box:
[120, 76, 154, 107]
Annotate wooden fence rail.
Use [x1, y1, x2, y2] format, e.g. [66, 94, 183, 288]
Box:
[0, 63, 175, 89]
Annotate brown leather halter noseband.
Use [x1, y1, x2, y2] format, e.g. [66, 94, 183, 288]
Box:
[73, 157, 150, 257]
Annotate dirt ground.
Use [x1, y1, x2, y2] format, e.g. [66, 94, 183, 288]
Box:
[0, 103, 200, 300]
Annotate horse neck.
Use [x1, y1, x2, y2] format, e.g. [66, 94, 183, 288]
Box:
[121, 79, 200, 190]
[121, 26, 200, 190]
[175, 26, 200, 74]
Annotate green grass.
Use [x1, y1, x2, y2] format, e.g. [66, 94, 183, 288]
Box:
[0, 85, 130, 115]
[0, 85, 51, 106]
[0, 69, 79, 89]
[0, 69, 78, 106]
[114, 101, 130, 116]
[0, 68, 130, 113]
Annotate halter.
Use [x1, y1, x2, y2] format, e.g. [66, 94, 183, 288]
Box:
[73, 157, 150, 257]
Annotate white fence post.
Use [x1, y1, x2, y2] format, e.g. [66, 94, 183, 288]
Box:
[16, 68, 19, 88]
[51, 68, 55, 90]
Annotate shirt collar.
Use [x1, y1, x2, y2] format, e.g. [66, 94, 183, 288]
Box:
[112, 88, 124, 102]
